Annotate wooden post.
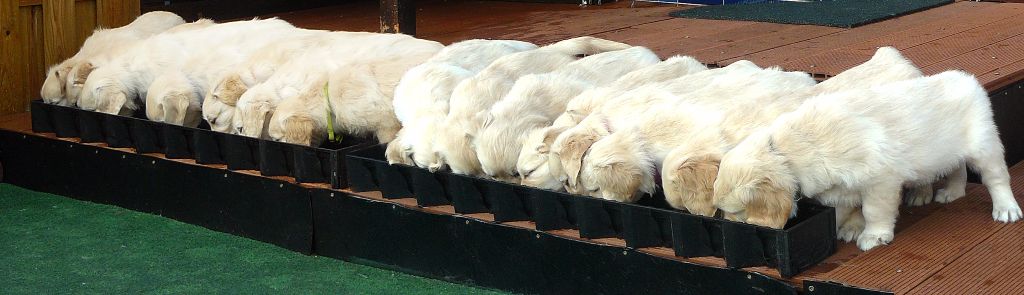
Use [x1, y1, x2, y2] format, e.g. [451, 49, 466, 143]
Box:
[0, 0, 23, 114]
[380, 0, 415, 36]
[43, 0, 75, 68]
[97, 0, 140, 28]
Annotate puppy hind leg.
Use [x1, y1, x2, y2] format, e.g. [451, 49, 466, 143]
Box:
[903, 182, 934, 207]
[935, 163, 968, 203]
[837, 207, 865, 242]
[856, 179, 902, 251]
[968, 150, 1022, 222]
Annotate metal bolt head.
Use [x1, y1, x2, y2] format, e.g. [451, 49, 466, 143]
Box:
[746, 274, 752, 279]
[808, 286, 815, 292]
[622, 250, 628, 255]
[151, 160, 155, 164]
[224, 174, 228, 178]
[279, 184, 284, 188]
[465, 220, 470, 225]
[330, 193, 335, 198]
[535, 234, 540, 239]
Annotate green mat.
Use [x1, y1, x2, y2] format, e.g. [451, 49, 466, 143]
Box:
[0, 184, 508, 294]
[670, 0, 953, 28]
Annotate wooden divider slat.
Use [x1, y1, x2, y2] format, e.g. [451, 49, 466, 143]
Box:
[42, 0, 76, 68]
[782, 3, 1024, 76]
[723, 1, 990, 67]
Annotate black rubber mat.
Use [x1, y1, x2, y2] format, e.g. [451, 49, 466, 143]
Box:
[669, 0, 953, 28]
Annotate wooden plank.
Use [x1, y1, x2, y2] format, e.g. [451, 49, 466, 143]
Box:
[619, 21, 797, 61]
[907, 221, 1024, 294]
[42, 0, 75, 68]
[898, 15, 1024, 70]
[722, 1, 989, 67]
[25, 6, 45, 112]
[976, 59, 1024, 92]
[806, 163, 1024, 294]
[482, 7, 677, 45]
[783, 2, 1024, 76]
[96, 0, 139, 28]
[686, 24, 845, 65]
[74, 0, 96, 49]
[919, 33, 1024, 83]
[1, 0, 25, 115]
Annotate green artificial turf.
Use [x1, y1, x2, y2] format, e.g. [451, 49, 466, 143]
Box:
[670, 0, 953, 28]
[0, 184, 507, 294]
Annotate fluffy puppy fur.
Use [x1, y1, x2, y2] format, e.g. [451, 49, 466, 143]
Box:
[664, 46, 925, 220]
[41, 11, 185, 106]
[580, 67, 816, 203]
[713, 71, 1023, 251]
[474, 46, 660, 183]
[518, 56, 708, 190]
[385, 39, 537, 166]
[432, 36, 631, 176]
[78, 18, 297, 115]
[266, 45, 441, 146]
[549, 60, 763, 194]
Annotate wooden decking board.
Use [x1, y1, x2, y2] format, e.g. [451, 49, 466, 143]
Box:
[685, 24, 845, 65]
[720, 1, 991, 66]
[610, 21, 800, 61]
[592, 18, 757, 46]
[906, 222, 1024, 294]
[897, 16, 1024, 71]
[976, 60, 1024, 92]
[918, 33, 1024, 88]
[782, 2, 1024, 75]
[458, 7, 678, 45]
[804, 163, 1024, 294]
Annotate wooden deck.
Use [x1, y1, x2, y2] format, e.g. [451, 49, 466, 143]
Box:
[8, 1, 1024, 293]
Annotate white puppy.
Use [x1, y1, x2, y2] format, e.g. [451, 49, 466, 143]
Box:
[713, 70, 1023, 251]
[474, 46, 661, 183]
[266, 45, 441, 146]
[234, 33, 443, 140]
[579, 67, 816, 203]
[432, 36, 632, 176]
[663, 46, 925, 220]
[41, 11, 185, 106]
[518, 56, 708, 190]
[549, 60, 763, 194]
[385, 39, 537, 166]
[77, 18, 297, 115]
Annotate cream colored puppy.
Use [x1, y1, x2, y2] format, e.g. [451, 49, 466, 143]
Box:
[266, 46, 440, 146]
[77, 18, 297, 115]
[475, 46, 660, 183]
[432, 36, 632, 176]
[233, 34, 444, 139]
[663, 46, 925, 220]
[518, 56, 708, 190]
[579, 67, 816, 203]
[549, 60, 763, 194]
[41, 11, 185, 106]
[713, 71, 1023, 251]
[386, 39, 537, 166]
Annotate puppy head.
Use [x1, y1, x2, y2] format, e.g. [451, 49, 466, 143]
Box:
[146, 73, 198, 125]
[234, 87, 277, 138]
[385, 130, 415, 165]
[517, 126, 568, 190]
[41, 63, 73, 105]
[551, 114, 614, 193]
[433, 121, 482, 176]
[662, 149, 722, 217]
[202, 89, 236, 133]
[712, 131, 796, 229]
[268, 110, 319, 147]
[579, 132, 653, 203]
[66, 61, 98, 105]
[214, 73, 249, 107]
[78, 66, 128, 114]
[476, 112, 545, 184]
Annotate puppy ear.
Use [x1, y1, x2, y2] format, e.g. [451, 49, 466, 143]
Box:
[591, 114, 614, 135]
[220, 74, 247, 106]
[73, 62, 96, 86]
[55, 64, 72, 87]
[281, 113, 316, 146]
[744, 176, 795, 229]
[666, 154, 721, 216]
[96, 87, 127, 115]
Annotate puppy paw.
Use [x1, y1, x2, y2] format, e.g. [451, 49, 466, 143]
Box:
[934, 187, 965, 204]
[856, 231, 894, 251]
[904, 186, 933, 207]
[993, 204, 1023, 223]
[838, 215, 865, 242]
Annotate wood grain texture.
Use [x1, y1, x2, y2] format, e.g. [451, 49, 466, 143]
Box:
[43, 0, 75, 67]
[96, 0, 139, 28]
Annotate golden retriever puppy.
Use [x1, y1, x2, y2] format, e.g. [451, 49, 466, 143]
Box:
[386, 39, 537, 166]
[233, 33, 444, 138]
[549, 60, 762, 194]
[713, 71, 1022, 251]
[265, 45, 442, 145]
[77, 18, 297, 115]
[580, 68, 816, 203]
[41, 11, 185, 106]
[474, 46, 660, 183]
[664, 46, 924, 220]
[432, 36, 631, 176]
[518, 56, 708, 189]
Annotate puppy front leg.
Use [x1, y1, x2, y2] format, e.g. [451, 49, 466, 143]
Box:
[935, 163, 967, 203]
[857, 180, 902, 251]
[837, 207, 864, 242]
[903, 182, 933, 207]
